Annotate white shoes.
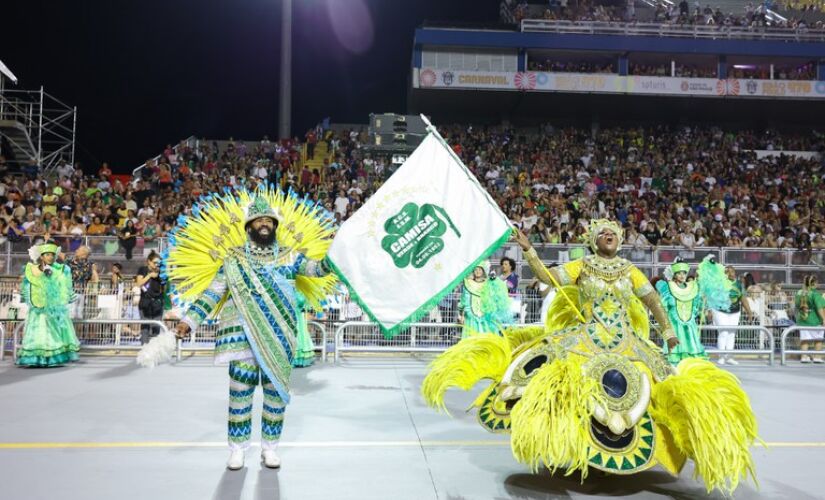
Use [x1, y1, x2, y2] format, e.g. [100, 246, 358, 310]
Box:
[813, 357, 824, 364]
[261, 449, 281, 469]
[226, 449, 281, 470]
[226, 449, 245, 470]
[801, 355, 812, 364]
[717, 357, 726, 365]
[726, 357, 739, 366]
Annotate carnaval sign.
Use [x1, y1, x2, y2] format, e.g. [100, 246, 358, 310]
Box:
[414, 68, 825, 99]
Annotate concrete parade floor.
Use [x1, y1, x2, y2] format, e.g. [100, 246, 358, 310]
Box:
[0, 355, 823, 500]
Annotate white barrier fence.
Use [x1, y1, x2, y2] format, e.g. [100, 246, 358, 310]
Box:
[333, 321, 464, 363]
[1, 283, 821, 368]
[779, 326, 825, 365]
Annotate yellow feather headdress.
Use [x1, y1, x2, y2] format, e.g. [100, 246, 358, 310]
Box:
[584, 218, 624, 253]
[162, 186, 338, 311]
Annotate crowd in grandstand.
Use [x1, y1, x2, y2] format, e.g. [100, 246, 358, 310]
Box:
[444, 125, 825, 251]
[2, 123, 823, 257]
[501, 0, 825, 30]
[525, 60, 815, 80]
[527, 60, 615, 73]
[782, 0, 825, 12]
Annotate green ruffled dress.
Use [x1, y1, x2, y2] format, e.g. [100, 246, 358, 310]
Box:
[292, 292, 315, 368]
[656, 279, 708, 364]
[459, 277, 513, 339]
[17, 263, 80, 367]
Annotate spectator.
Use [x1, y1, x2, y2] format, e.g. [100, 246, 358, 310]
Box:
[120, 220, 138, 260]
[135, 251, 165, 344]
[500, 257, 519, 294]
[795, 274, 825, 363]
[305, 129, 318, 160]
[110, 262, 123, 289]
[66, 245, 99, 319]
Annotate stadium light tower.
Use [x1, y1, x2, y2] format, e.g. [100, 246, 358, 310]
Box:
[278, 0, 292, 140]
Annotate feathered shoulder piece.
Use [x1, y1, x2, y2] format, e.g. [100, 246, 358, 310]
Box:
[163, 185, 338, 310]
[697, 256, 732, 312]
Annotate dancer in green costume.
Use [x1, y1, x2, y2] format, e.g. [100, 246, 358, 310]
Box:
[17, 243, 80, 367]
[457, 260, 513, 338]
[292, 291, 315, 367]
[656, 257, 731, 365]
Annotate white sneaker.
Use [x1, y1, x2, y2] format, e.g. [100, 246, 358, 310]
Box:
[717, 357, 726, 365]
[813, 357, 824, 364]
[801, 355, 812, 364]
[226, 449, 245, 470]
[261, 449, 281, 469]
[726, 357, 739, 366]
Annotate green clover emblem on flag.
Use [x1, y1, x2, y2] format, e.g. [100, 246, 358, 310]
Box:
[381, 202, 461, 269]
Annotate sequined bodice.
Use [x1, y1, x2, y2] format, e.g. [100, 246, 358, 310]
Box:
[576, 255, 636, 351]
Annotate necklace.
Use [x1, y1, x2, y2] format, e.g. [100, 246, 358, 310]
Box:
[582, 254, 631, 282]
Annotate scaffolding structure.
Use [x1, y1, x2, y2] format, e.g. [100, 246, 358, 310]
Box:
[0, 69, 76, 176]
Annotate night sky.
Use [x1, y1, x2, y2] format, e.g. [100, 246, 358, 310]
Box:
[3, 0, 497, 172]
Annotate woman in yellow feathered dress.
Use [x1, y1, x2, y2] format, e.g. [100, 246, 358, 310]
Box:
[422, 220, 759, 495]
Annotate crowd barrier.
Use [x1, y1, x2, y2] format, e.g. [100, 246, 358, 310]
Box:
[779, 326, 825, 365]
[333, 321, 463, 363]
[2, 241, 825, 284]
[0, 280, 820, 368]
[698, 325, 775, 365]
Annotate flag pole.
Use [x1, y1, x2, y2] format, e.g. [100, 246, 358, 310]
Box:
[419, 114, 504, 215]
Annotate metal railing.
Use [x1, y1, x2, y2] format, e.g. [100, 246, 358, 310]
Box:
[7, 318, 171, 362]
[779, 326, 825, 365]
[130, 135, 198, 181]
[0, 322, 6, 360]
[698, 324, 775, 365]
[521, 19, 825, 42]
[309, 321, 330, 361]
[1, 242, 823, 284]
[333, 321, 463, 362]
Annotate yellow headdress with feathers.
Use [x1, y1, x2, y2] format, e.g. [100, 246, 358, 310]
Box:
[163, 186, 337, 311]
[584, 218, 624, 253]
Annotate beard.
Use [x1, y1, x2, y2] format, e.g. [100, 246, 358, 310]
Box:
[248, 225, 276, 248]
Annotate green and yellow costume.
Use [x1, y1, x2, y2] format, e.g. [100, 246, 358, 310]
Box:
[162, 187, 336, 450]
[17, 244, 80, 367]
[657, 258, 731, 364]
[292, 291, 316, 368]
[459, 261, 513, 338]
[423, 220, 758, 495]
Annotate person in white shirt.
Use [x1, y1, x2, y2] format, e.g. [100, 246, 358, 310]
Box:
[521, 209, 539, 232]
[255, 164, 268, 179]
[56, 162, 74, 180]
[333, 191, 350, 218]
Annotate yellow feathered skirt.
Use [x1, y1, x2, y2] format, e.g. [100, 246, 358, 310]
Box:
[422, 288, 759, 495]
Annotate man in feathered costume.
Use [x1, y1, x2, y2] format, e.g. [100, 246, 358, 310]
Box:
[139, 187, 336, 470]
[422, 220, 759, 495]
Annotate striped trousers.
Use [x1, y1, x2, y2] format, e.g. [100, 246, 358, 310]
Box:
[227, 359, 286, 451]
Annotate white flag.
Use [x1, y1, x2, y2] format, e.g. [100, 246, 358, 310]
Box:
[326, 126, 512, 336]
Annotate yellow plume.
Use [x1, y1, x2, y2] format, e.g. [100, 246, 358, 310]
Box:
[502, 325, 547, 351]
[509, 355, 604, 478]
[164, 186, 337, 311]
[545, 286, 584, 332]
[649, 358, 760, 495]
[421, 335, 512, 413]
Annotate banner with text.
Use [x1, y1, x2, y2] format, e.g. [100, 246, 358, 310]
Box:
[414, 68, 825, 99]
